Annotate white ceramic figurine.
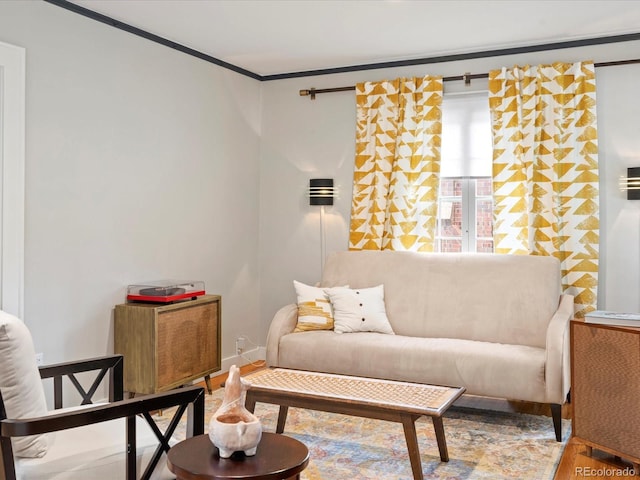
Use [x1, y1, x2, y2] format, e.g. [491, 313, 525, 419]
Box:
[208, 365, 262, 458]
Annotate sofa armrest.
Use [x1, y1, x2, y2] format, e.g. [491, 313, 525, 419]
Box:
[265, 304, 298, 367]
[544, 294, 574, 403]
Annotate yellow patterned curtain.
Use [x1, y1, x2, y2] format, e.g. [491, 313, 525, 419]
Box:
[348, 76, 443, 251]
[488, 61, 599, 318]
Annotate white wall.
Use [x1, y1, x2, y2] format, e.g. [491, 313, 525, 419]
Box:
[598, 64, 640, 311]
[2, 0, 640, 388]
[259, 40, 640, 333]
[0, 1, 263, 390]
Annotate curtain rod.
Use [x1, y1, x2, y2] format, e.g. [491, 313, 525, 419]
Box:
[299, 58, 640, 100]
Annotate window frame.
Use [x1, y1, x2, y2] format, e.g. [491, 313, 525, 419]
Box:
[436, 91, 493, 254]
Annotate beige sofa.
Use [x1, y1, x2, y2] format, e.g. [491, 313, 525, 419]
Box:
[266, 250, 573, 441]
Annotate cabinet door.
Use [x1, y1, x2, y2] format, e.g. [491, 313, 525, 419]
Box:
[572, 323, 640, 457]
[156, 301, 219, 390]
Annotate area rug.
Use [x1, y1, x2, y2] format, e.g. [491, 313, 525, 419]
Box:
[154, 389, 570, 479]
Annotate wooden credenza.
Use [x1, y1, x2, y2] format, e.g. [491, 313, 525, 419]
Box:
[571, 319, 640, 471]
[114, 295, 221, 396]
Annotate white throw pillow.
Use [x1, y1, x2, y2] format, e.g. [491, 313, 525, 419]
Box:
[293, 281, 337, 332]
[327, 285, 395, 334]
[0, 310, 49, 457]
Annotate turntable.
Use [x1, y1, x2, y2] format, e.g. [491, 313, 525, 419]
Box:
[126, 280, 205, 303]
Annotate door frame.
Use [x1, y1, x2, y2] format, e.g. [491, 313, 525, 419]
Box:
[0, 40, 26, 318]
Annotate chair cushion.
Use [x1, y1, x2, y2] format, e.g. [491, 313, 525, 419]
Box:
[0, 311, 49, 457]
[15, 414, 176, 479]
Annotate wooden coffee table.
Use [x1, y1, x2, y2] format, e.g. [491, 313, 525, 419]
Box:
[244, 368, 465, 480]
[167, 432, 309, 480]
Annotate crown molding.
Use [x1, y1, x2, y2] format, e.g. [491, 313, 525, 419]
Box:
[45, 0, 640, 82]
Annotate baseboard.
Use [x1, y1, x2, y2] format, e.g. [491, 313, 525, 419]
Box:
[220, 346, 266, 374]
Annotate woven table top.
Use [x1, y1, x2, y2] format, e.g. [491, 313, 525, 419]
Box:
[244, 368, 464, 414]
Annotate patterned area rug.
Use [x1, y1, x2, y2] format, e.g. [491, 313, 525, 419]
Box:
[155, 389, 570, 480]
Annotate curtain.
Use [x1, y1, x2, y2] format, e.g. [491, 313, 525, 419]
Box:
[348, 76, 443, 251]
[488, 61, 599, 318]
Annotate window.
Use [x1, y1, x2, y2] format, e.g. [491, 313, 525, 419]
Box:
[436, 92, 493, 253]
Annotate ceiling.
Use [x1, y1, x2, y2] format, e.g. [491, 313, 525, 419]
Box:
[64, 0, 640, 78]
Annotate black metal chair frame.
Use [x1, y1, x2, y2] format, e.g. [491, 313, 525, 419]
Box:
[0, 354, 205, 480]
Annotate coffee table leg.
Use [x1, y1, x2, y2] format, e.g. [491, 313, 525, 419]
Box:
[276, 406, 289, 434]
[246, 393, 256, 413]
[401, 414, 424, 480]
[431, 416, 449, 462]
[244, 395, 287, 433]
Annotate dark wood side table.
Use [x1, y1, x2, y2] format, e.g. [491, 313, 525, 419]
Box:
[167, 433, 309, 480]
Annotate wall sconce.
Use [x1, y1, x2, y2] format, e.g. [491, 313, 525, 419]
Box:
[308, 178, 335, 275]
[308, 179, 334, 206]
[620, 168, 640, 200]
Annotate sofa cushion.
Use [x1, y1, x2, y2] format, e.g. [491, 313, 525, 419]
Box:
[327, 285, 394, 334]
[320, 251, 561, 348]
[293, 280, 336, 332]
[0, 311, 49, 457]
[277, 331, 548, 403]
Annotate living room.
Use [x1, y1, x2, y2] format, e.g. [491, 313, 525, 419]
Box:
[0, 0, 639, 478]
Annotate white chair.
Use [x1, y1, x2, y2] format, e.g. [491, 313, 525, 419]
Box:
[0, 310, 204, 479]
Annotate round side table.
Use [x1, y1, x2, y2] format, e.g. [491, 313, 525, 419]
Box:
[167, 432, 309, 480]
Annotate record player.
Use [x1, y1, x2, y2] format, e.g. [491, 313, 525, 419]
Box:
[126, 280, 205, 303]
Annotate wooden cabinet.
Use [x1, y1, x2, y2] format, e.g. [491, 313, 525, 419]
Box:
[114, 295, 221, 396]
[571, 320, 640, 471]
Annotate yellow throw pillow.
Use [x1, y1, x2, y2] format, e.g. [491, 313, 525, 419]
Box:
[293, 280, 337, 332]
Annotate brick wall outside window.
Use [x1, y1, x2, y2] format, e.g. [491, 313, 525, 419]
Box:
[437, 177, 493, 253]
[475, 178, 493, 252]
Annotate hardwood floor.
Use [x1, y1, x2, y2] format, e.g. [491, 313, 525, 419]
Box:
[204, 364, 637, 479]
[555, 438, 638, 479]
[203, 362, 266, 390]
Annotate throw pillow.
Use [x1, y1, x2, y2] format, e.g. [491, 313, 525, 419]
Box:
[327, 285, 395, 334]
[293, 280, 337, 332]
[0, 310, 49, 457]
